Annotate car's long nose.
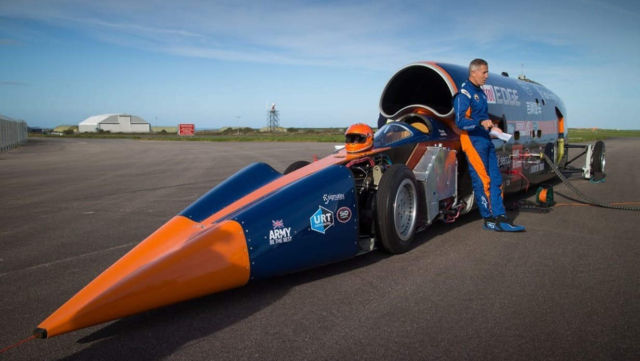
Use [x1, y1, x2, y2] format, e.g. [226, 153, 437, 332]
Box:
[34, 217, 250, 338]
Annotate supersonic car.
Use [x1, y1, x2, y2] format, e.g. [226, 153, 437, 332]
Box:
[33, 61, 606, 339]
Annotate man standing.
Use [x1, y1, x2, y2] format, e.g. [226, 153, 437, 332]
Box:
[454, 58, 525, 232]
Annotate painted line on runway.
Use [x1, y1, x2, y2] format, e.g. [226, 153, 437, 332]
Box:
[0, 242, 137, 279]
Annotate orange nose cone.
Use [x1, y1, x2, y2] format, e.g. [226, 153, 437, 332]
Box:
[35, 217, 250, 338]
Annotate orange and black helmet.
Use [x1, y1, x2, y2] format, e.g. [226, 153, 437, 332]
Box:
[345, 123, 373, 153]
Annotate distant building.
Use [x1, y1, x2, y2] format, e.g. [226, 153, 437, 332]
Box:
[79, 114, 150, 133]
[53, 125, 78, 134]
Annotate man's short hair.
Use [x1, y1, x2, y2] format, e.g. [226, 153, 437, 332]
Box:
[469, 58, 488, 74]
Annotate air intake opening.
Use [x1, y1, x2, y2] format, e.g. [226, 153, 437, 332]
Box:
[379, 64, 455, 118]
[555, 107, 565, 135]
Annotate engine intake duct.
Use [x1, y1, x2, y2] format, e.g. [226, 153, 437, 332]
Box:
[379, 63, 456, 119]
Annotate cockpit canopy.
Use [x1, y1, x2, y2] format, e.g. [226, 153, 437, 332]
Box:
[374, 122, 426, 148]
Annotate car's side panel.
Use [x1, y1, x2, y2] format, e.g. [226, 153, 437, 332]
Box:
[232, 165, 360, 280]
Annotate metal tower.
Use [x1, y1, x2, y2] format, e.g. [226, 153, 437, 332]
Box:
[267, 103, 280, 131]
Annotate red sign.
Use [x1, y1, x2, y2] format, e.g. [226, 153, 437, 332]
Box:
[178, 123, 195, 136]
[481, 85, 496, 104]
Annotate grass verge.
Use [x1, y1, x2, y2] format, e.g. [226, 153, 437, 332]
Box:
[567, 128, 640, 142]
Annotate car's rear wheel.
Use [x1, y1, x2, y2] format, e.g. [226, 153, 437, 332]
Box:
[590, 140, 606, 181]
[376, 164, 418, 254]
[284, 160, 310, 174]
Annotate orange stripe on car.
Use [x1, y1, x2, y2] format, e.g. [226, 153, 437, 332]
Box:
[202, 147, 389, 226]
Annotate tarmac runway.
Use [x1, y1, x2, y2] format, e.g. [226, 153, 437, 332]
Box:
[1, 137, 639, 360]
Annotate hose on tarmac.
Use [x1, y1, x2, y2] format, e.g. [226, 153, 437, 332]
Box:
[538, 152, 640, 212]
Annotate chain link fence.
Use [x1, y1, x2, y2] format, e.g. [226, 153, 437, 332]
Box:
[1, 115, 28, 152]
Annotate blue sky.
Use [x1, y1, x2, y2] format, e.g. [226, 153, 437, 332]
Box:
[1, 0, 639, 129]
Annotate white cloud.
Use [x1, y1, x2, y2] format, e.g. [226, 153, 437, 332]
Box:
[77, 18, 204, 39]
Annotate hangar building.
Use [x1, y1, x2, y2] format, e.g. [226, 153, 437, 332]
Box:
[79, 114, 150, 133]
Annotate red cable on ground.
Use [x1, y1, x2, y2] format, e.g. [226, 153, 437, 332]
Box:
[0, 335, 36, 354]
[507, 169, 530, 192]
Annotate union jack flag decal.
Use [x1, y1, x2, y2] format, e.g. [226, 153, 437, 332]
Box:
[272, 219, 284, 228]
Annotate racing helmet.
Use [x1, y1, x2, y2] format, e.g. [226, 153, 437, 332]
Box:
[345, 123, 374, 153]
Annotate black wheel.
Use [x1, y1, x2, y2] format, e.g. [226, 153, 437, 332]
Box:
[375, 164, 418, 254]
[284, 160, 310, 174]
[590, 140, 606, 181]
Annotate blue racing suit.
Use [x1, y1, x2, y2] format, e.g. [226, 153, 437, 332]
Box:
[454, 81, 506, 219]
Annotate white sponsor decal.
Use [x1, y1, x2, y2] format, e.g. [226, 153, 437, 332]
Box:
[310, 206, 334, 234]
[323, 193, 345, 204]
[489, 85, 520, 106]
[498, 154, 511, 168]
[526, 101, 542, 115]
[461, 89, 471, 98]
[269, 219, 292, 245]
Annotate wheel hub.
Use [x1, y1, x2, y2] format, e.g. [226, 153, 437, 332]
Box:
[393, 179, 417, 241]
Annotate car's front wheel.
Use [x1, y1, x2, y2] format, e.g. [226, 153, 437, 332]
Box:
[375, 164, 418, 254]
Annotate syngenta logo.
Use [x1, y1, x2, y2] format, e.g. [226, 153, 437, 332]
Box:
[323, 193, 345, 204]
[310, 206, 334, 234]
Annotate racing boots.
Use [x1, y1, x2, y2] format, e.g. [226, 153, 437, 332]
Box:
[483, 215, 525, 232]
